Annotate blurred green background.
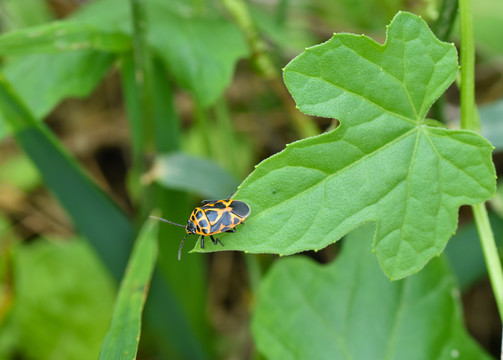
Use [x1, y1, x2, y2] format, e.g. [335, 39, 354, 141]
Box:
[0, 0, 502, 359]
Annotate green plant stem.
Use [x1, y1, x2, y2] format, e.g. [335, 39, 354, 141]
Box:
[433, 0, 458, 41]
[430, 0, 458, 123]
[214, 97, 239, 174]
[472, 204, 503, 318]
[459, 0, 503, 320]
[244, 254, 261, 299]
[459, 0, 478, 131]
[130, 0, 156, 220]
[130, 0, 154, 165]
[220, 0, 319, 139]
[194, 102, 213, 157]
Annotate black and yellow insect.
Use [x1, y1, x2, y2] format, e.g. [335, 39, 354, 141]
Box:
[151, 199, 251, 260]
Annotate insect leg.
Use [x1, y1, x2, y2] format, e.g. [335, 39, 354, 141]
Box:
[200, 236, 205, 249]
[210, 235, 224, 246]
[178, 233, 190, 261]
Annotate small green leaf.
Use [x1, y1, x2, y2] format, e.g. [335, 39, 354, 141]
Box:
[148, 152, 239, 199]
[147, 4, 248, 107]
[252, 225, 491, 360]
[196, 12, 496, 280]
[0, 239, 115, 360]
[99, 217, 158, 360]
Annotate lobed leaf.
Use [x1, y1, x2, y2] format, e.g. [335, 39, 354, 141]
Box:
[252, 224, 492, 360]
[195, 12, 496, 280]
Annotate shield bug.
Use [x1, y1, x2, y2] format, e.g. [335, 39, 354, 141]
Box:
[150, 199, 250, 260]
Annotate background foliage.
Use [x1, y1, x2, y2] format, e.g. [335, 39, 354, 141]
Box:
[0, 0, 502, 359]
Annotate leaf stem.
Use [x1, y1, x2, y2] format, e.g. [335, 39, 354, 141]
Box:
[459, 0, 503, 319]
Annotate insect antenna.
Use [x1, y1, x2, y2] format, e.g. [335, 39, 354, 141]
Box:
[149, 215, 185, 228]
[178, 233, 190, 261]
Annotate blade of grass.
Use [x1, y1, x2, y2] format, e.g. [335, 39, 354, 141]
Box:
[125, 0, 211, 357]
[0, 72, 134, 281]
[459, 0, 503, 320]
[99, 216, 158, 360]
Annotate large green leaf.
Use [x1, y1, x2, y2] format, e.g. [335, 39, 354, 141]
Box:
[99, 217, 158, 360]
[252, 224, 491, 360]
[195, 12, 495, 280]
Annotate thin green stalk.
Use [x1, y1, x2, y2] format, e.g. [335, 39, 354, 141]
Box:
[220, 0, 319, 139]
[430, 0, 458, 123]
[472, 204, 503, 318]
[244, 254, 261, 299]
[459, 0, 503, 320]
[194, 102, 213, 157]
[459, 0, 478, 131]
[433, 0, 458, 41]
[214, 97, 239, 175]
[130, 0, 154, 165]
[129, 0, 155, 219]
